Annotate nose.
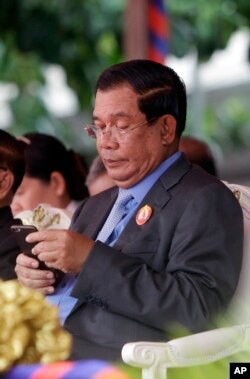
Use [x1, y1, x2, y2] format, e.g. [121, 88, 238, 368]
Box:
[11, 199, 22, 216]
[97, 132, 119, 149]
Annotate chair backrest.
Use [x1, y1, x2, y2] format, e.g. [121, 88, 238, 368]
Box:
[223, 182, 250, 322]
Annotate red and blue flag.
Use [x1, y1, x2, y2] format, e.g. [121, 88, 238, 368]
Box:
[148, 0, 169, 63]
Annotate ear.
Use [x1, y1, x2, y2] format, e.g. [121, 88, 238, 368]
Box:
[50, 171, 67, 197]
[0, 169, 14, 201]
[161, 115, 177, 146]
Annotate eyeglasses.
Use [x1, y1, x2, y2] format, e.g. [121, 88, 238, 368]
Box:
[83, 118, 157, 141]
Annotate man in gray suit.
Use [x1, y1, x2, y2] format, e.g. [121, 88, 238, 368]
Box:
[16, 60, 243, 361]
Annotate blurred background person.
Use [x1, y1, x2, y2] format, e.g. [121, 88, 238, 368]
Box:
[11, 133, 89, 217]
[85, 155, 115, 196]
[179, 136, 218, 177]
[0, 129, 25, 279]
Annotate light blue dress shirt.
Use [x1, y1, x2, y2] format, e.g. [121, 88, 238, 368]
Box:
[46, 151, 181, 324]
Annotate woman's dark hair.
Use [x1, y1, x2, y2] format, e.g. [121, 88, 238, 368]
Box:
[0, 129, 25, 193]
[19, 133, 89, 200]
[95, 59, 187, 136]
[180, 136, 218, 177]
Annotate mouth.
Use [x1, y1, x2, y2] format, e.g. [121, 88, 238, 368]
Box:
[102, 157, 127, 169]
[104, 158, 121, 166]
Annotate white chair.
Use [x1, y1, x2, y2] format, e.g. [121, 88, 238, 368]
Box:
[122, 182, 250, 379]
[224, 183, 250, 314]
[122, 325, 250, 379]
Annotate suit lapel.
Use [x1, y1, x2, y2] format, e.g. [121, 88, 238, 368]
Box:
[76, 154, 191, 242]
[81, 187, 119, 239]
[115, 154, 191, 246]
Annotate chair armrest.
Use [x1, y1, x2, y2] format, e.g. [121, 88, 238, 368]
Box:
[121, 325, 250, 379]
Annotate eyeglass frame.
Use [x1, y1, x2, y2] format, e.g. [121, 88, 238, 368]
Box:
[83, 117, 158, 140]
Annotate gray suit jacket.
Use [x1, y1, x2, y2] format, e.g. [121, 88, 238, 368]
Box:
[64, 154, 243, 360]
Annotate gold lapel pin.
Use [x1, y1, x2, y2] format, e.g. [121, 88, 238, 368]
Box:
[136, 204, 153, 225]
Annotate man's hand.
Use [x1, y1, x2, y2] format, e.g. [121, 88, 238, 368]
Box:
[15, 253, 56, 295]
[26, 229, 94, 273]
[15, 229, 94, 294]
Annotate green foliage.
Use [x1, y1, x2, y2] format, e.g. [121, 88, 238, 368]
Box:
[117, 353, 250, 379]
[117, 351, 250, 379]
[0, 0, 249, 154]
[0, 0, 124, 156]
[203, 98, 250, 150]
[168, 0, 250, 60]
[0, 0, 124, 107]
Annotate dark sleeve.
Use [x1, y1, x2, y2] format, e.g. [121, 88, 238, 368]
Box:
[0, 231, 20, 280]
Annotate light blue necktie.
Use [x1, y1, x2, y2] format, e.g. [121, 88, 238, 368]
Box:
[97, 189, 133, 244]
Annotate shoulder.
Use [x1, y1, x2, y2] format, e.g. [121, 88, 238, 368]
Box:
[158, 158, 242, 216]
[160, 154, 225, 194]
[70, 186, 118, 225]
[0, 206, 14, 226]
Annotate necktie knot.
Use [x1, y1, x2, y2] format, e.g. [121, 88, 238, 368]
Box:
[116, 189, 133, 209]
[97, 189, 134, 244]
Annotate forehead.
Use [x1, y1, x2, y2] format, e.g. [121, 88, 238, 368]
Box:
[94, 85, 140, 118]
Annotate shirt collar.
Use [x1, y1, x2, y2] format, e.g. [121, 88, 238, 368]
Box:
[127, 151, 181, 204]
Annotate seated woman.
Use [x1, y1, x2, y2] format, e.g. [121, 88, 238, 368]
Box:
[11, 133, 89, 221]
[85, 155, 115, 196]
[0, 129, 25, 279]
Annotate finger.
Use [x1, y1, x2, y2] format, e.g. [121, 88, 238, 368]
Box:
[26, 229, 66, 243]
[43, 260, 61, 270]
[17, 277, 55, 295]
[32, 240, 67, 267]
[16, 253, 40, 269]
[15, 262, 54, 280]
[31, 238, 66, 263]
[15, 264, 56, 294]
[33, 242, 60, 258]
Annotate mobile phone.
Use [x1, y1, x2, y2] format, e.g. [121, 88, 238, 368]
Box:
[10, 224, 39, 258]
[10, 224, 64, 284]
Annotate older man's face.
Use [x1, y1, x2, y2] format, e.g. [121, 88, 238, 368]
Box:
[94, 84, 173, 188]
